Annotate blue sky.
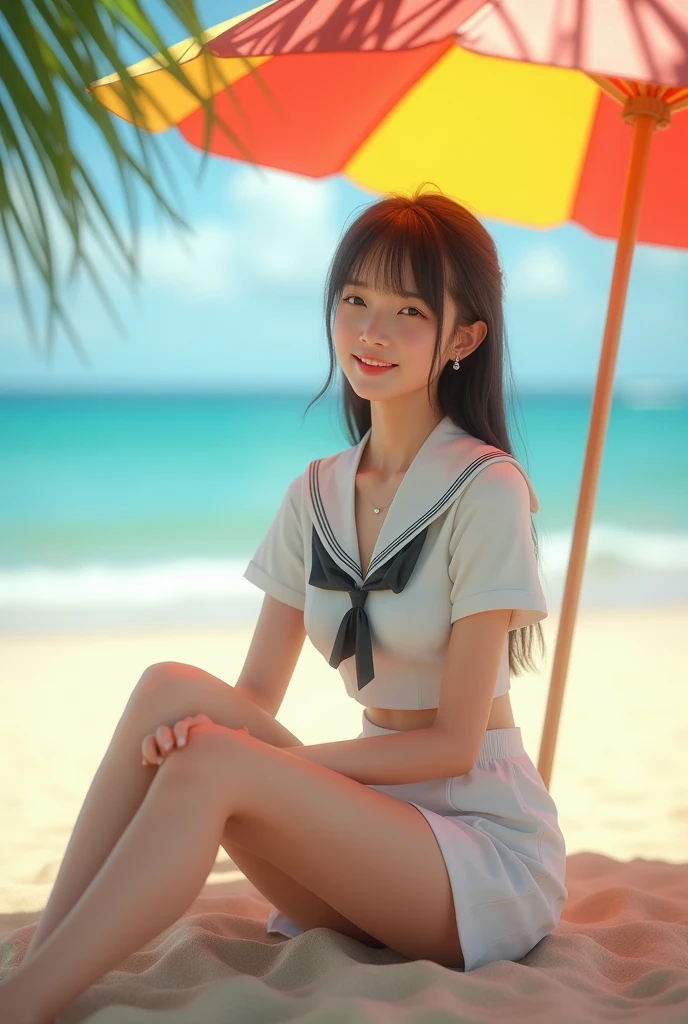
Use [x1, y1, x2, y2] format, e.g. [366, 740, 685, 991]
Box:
[1, 0, 687, 396]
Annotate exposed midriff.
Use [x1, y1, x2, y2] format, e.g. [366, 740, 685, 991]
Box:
[365, 692, 516, 732]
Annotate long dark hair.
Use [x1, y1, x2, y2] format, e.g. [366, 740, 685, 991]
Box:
[305, 183, 545, 676]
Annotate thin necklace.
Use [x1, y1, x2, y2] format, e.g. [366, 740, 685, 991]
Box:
[373, 497, 393, 515]
[359, 463, 396, 514]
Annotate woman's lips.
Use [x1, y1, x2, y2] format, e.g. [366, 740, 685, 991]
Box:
[353, 354, 397, 374]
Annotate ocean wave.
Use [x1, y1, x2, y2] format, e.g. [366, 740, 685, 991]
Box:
[1, 525, 687, 634]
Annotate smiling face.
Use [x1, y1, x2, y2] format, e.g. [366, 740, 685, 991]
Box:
[333, 251, 461, 408]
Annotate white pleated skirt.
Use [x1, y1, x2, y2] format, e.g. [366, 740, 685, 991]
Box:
[267, 709, 568, 971]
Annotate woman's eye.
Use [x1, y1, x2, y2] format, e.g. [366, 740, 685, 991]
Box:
[342, 295, 423, 317]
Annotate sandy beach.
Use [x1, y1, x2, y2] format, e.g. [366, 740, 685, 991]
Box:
[2, 604, 687, 935]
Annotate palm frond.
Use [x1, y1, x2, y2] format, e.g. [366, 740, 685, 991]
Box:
[0, 0, 266, 357]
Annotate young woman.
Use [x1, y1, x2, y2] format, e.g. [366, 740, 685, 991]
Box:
[0, 184, 567, 1023]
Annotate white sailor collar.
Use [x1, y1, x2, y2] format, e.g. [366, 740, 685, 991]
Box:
[304, 414, 539, 589]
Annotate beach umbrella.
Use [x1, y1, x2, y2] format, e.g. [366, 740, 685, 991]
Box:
[90, 0, 688, 791]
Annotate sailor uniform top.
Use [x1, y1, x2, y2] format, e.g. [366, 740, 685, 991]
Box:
[243, 415, 548, 709]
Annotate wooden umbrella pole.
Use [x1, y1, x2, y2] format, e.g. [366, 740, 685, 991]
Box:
[536, 95, 671, 791]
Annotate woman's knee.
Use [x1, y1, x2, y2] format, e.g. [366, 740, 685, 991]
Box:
[138, 661, 228, 693]
[128, 662, 227, 717]
[124, 665, 305, 751]
[138, 661, 189, 690]
[118, 663, 232, 740]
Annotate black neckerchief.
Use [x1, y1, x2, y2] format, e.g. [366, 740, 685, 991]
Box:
[308, 524, 429, 689]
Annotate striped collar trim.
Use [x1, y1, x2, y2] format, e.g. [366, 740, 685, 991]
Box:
[304, 416, 539, 586]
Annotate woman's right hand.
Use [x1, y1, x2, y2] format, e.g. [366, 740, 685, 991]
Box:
[141, 712, 215, 766]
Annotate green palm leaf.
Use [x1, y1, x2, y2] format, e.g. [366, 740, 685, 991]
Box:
[0, 0, 268, 358]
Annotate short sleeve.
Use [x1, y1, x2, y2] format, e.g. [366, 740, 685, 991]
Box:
[243, 473, 306, 611]
[447, 461, 547, 629]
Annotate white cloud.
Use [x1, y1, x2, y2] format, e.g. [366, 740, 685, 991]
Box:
[137, 220, 239, 300]
[0, 158, 339, 305]
[130, 167, 340, 301]
[506, 242, 576, 298]
[223, 166, 340, 287]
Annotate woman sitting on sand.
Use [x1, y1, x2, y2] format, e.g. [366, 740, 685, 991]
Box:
[0, 184, 567, 1024]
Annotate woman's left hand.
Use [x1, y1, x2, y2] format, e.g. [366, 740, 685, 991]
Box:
[141, 714, 249, 766]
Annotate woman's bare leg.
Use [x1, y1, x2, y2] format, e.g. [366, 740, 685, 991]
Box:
[0, 727, 238, 1024]
[22, 676, 159, 963]
[22, 663, 300, 964]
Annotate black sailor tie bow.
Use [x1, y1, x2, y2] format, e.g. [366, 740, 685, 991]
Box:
[308, 525, 429, 690]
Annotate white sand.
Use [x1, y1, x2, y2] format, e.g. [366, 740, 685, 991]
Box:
[2, 604, 687, 931]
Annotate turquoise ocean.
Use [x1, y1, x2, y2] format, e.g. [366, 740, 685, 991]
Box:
[2, 392, 687, 635]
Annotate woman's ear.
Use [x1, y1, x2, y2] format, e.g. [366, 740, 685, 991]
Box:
[458, 321, 488, 360]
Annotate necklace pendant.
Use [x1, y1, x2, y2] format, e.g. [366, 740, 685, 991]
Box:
[373, 507, 381, 514]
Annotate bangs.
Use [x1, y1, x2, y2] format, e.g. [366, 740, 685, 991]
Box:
[337, 211, 450, 318]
